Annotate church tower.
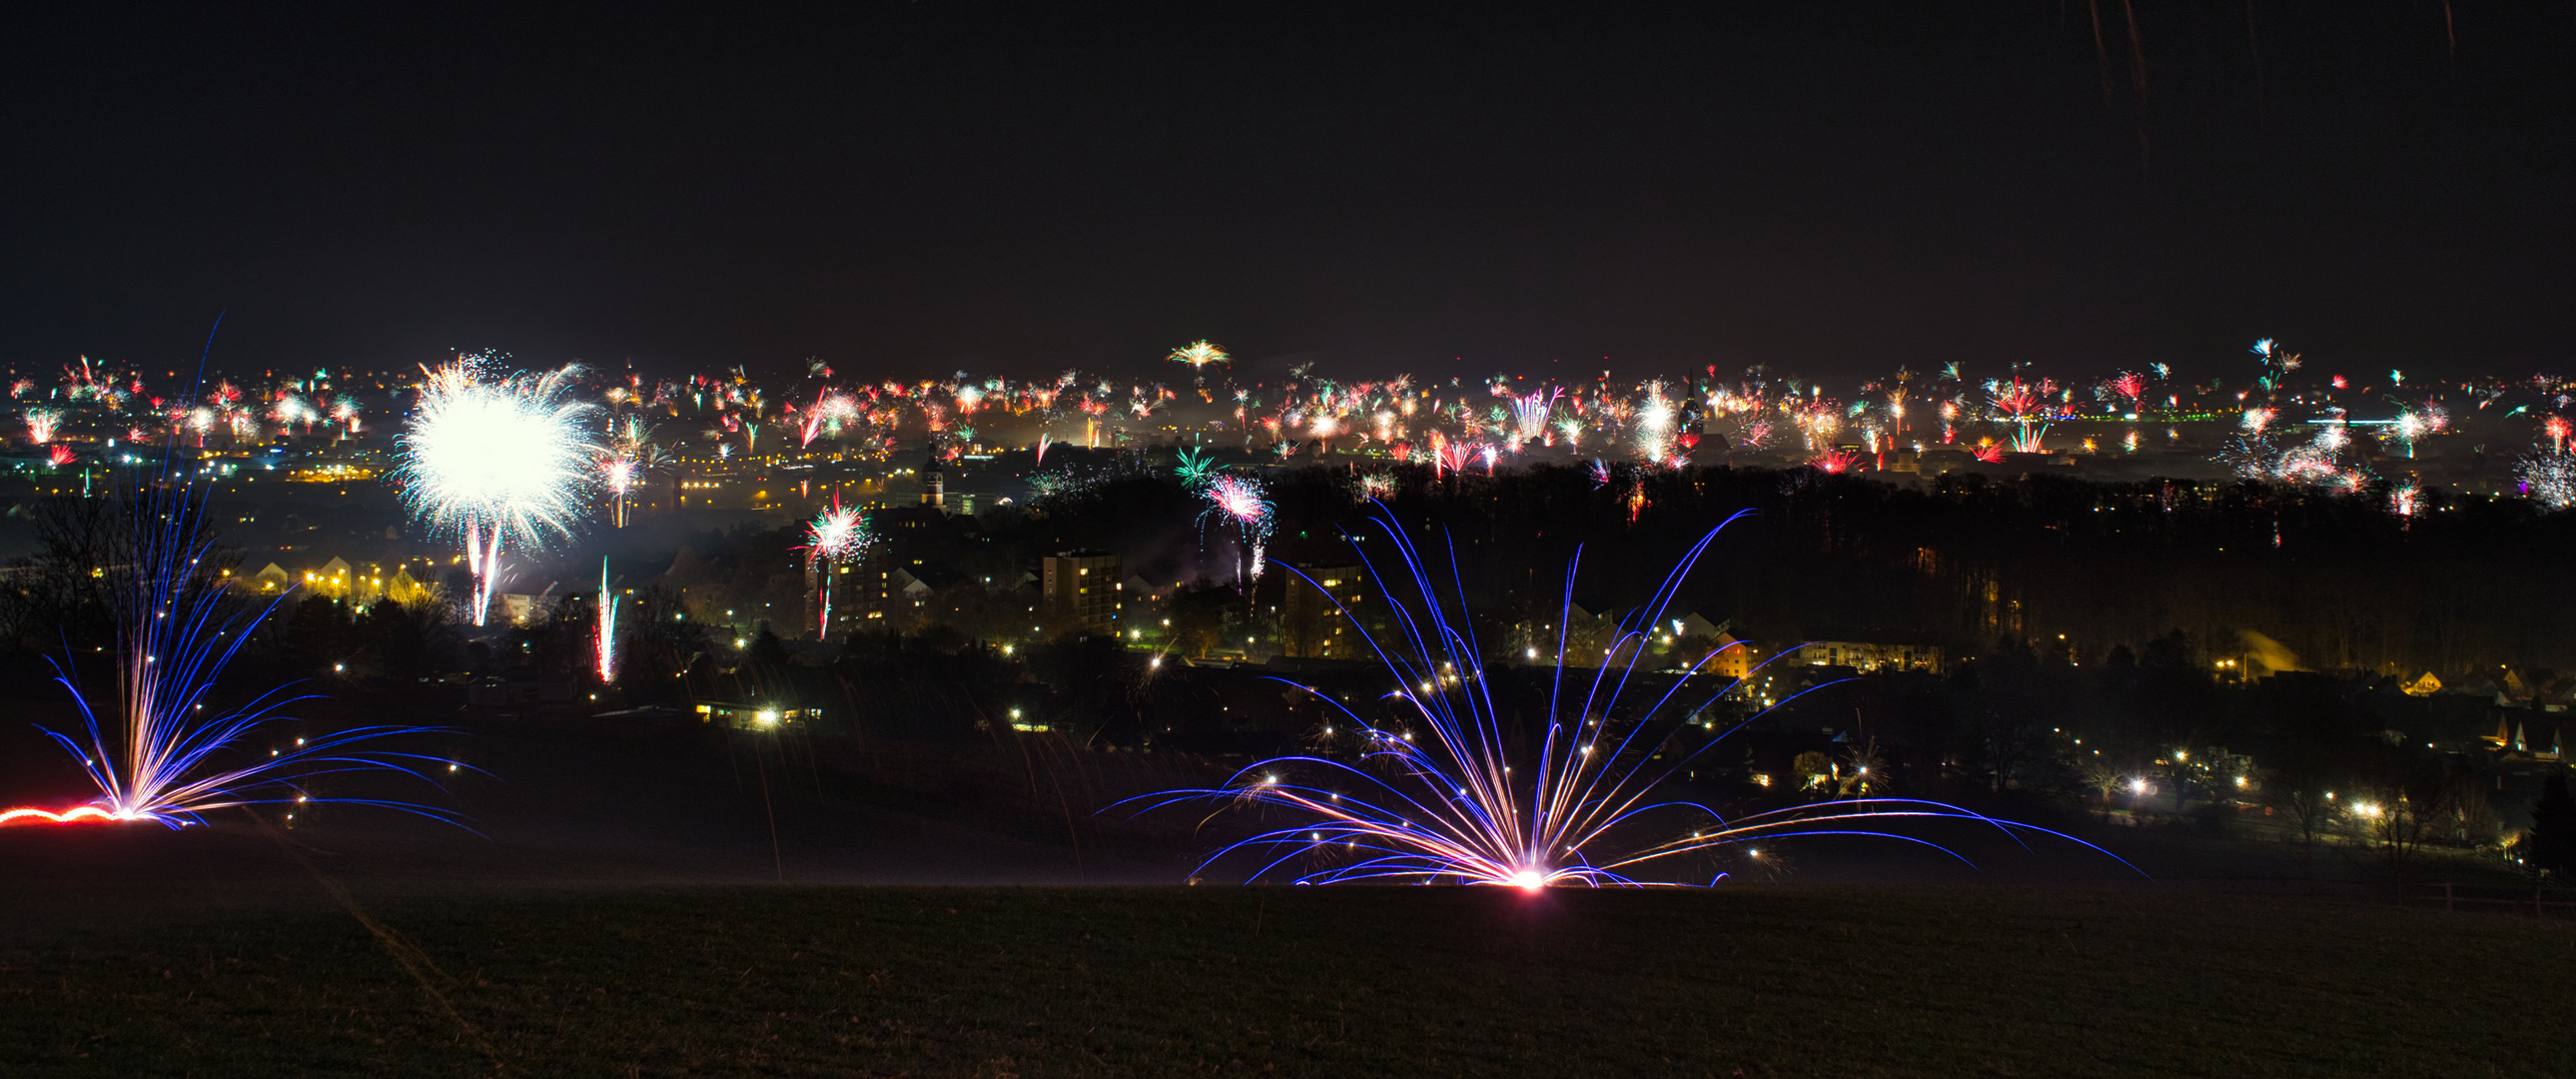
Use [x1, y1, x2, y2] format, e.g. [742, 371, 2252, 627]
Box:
[920, 448, 945, 511]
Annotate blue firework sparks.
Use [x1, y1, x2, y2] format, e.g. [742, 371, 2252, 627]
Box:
[6, 440, 462, 829]
[1130, 507, 2135, 887]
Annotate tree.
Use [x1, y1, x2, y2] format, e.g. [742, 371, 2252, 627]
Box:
[1953, 637, 2071, 795]
[2078, 756, 2128, 818]
[2135, 628, 2215, 750]
[0, 495, 224, 657]
[2270, 767, 2338, 845]
[300, 594, 398, 677]
[2252, 672, 2363, 843]
[2355, 786, 2443, 886]
[2348, 749, 2466, 887]
[748, 622, 790, 669]
[2530, 775, 2576, 877]
[353, 599, 457, 682]
[1165, 582, 1236, 657]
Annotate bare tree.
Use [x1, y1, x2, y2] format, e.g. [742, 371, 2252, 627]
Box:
[2270, 768, 2337, 845]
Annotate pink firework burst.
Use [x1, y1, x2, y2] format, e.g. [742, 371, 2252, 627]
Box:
[1204, 474, 1271, 528]
[1201, 474, 1277, 580]
[799, 495, 871, 637]
[1988, 380, 2037, 421]
[2107, 371, 2147, 404]
[1435, 441, 1473, 477]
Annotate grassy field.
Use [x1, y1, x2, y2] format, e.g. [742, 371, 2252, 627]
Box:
[3, 884, 2569, 1078]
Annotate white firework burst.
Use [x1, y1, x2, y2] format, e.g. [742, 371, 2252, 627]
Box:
[397, 358, 602, 624]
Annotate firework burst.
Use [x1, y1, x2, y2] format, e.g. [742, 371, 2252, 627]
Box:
[2104, 371, 2147, 407]
[1811, 448, 1861, 475]
[396, 357, 602, 625]
[1173, 447, 1220, 491]
[799, 496, 872, 638]
[599, 458, 638, 519]
[598, 417, 667, 529]
[799, 390, 860, 447]
[1126, 510, 2130, 886]
[5, 447, 458, 829]
[1507, 391, 1558, 450]
[25, 408, 61, 444]
[1987, 378, 2053, 453]
[1201, 473, 1276, 582]
[1169, 340, 1230, 376]
[2389, 482, 2421, 521]
[2520, 455, 2576, 510]
[1433, 439, 1473, 477]
[2384, 411, 2428, 458]
[272, 395, 313, 434]
[1632, 382, 1677, 463]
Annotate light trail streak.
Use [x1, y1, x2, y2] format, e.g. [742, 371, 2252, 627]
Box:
[596, 558, 618, 683]
[1126, 507, 2136, 887]
[4, 418, 463, 829]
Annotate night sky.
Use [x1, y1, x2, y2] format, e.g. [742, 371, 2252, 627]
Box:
[4, 3, 2571, 383]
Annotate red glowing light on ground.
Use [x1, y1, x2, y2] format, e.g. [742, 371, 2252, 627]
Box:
[0, 806, 121, 826]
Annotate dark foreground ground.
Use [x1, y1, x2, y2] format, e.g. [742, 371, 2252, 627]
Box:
[3, 877, 2569, 1078]
[2, 711, 2564, 1076]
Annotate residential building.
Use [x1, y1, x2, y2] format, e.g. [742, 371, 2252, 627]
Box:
[1781, 639, 1946, 674]
[1280, 563, 1365, 659]
[1701, 633, 1762, 679]
[1041, 549, 1122, 634]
